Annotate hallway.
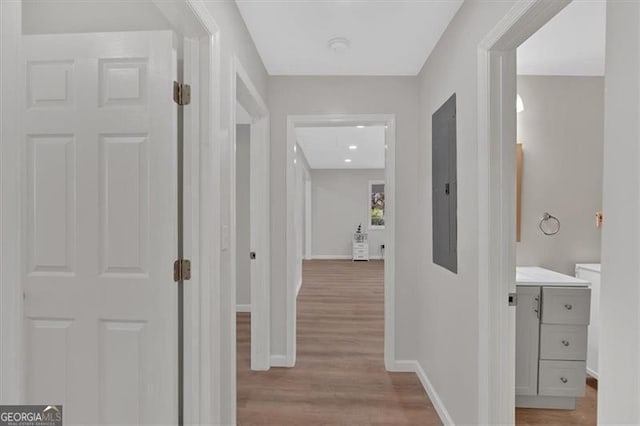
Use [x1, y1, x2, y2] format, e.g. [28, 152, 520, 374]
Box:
[237, 260, 441, 425]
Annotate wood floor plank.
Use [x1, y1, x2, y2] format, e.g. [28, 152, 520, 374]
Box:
[515, 379, 597, 425]
[237, 260, 441, 425]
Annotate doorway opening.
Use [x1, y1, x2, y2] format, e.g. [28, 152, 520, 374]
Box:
[477, 0, 622, 423]
[513, 2, 604, 423]
[284, 114, 396, 369]
[294, 122, 387, 375]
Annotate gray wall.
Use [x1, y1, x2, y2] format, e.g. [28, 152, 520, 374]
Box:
[516, 76, 604, 275]
[415, 1, 517, 423]
[268, 76, 421, 362]
[236, 124, 251, 307]
[311, 169, 385, 258]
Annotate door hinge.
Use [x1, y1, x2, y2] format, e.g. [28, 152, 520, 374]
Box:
[173, 81, 191, 106]
[174, 259, 191, 282]
[508, 292, 518, 306]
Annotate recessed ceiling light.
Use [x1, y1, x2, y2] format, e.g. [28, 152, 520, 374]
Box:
[356, 125, 365, 129]
[344, 159, 352, 163]
[349, 145, 357, 150]
[328, 37, 350, 52]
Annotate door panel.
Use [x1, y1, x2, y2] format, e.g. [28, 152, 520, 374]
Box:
[27, 134, 76, 275]
[22, 31, 178, 425]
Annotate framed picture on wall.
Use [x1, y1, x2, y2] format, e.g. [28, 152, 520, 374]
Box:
[369, 180, 385, 229]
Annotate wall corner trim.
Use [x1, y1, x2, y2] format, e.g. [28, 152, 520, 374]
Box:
[392, 360, 455, 426]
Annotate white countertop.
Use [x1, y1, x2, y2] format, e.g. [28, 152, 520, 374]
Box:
[516, 266, 590, 287]
[576, 263, 601, 273]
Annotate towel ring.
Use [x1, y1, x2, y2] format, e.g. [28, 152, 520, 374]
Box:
[539, 212, 560, 236]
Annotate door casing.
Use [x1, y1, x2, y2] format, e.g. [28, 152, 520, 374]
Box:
[230, 55, 271, 375]
[284, 114, 397, 370]
[476, 1, 573, 423]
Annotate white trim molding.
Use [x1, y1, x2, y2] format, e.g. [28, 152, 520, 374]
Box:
[1, 0, 24, 405]
[310, 255, 384, 260]
[230, 55, 271, 378]
[285, 114, 396, 371]
[236, 304, 251, 313]
[311, 255, 352, 260]
[269, 355, 291, 368]
[304, 178, 313, 259]
[476, 1, 571, 424]
[393, 360, 454, 426]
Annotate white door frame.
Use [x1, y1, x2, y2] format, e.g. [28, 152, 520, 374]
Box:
[285, 114, 396, 370]
[0, 1, 225, 424]
[1, 0, 25, 405]
[304, 177, 312, 260]
[476, 1, 571, 423]
[230, 56, 271, 374]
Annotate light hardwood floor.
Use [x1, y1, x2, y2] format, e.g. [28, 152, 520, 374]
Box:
[237, 259, 441, 425]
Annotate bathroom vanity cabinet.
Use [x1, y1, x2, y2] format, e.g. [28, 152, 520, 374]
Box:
[516, 267, 591, 410]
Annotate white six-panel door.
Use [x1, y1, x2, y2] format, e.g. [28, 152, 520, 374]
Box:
[22, 31, 178, 425]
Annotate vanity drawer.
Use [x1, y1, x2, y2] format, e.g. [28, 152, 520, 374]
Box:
[542, 287, 591, 325]
[538, 360, 586, 397]
[540, 325, 587, 360]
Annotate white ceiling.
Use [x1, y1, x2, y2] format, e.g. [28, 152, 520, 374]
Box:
[518, 0, 606, 76]
[235, 0, 463, 76]
[296, 126, 385, 169]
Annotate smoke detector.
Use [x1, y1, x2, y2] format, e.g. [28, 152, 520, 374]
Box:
[328, 37, 351, 52]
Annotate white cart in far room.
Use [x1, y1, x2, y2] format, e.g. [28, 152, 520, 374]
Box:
[352, 232, 369, 261]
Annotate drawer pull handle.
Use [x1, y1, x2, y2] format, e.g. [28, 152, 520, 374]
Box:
[562, 340, 570, 347]
[564, 304, 573, 310]
[560, 377, 568, 384]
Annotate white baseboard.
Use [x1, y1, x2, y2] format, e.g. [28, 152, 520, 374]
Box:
[390, 359, 417, 372]
[311, 254, 384, 260]
[235, 304, 251, 313]
[413, 361, 454, 425]
[296, 278, 302, 297]
[270, 354, 294, 368]
[390, 360, 454, 425]
[311, 254, 352, 260]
